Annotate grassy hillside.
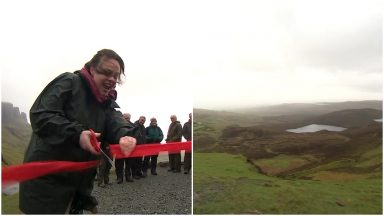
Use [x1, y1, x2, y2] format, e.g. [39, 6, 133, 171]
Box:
[193, 103, 382, 214]
[2, 124, 31, 165]
[2, 103, 32, 214]
[2, 193, 22, 214]
[194, 152, 382, 214]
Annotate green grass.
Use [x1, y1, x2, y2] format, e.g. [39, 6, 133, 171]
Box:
[193, 152, 382, 214]
[253, 154, 313, 175]
[2, 125, 30, 165]
[2, 193, 21, 214]
[356, 144, 382, 168]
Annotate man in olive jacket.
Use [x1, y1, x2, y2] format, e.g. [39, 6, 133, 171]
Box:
[166, 115, 183, 173]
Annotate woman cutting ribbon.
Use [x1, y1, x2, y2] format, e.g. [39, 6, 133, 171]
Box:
[19, 49, 136, 214]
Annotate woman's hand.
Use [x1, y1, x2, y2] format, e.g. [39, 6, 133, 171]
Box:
[119, 136, 136, 156]
[79, 130, 101, 155]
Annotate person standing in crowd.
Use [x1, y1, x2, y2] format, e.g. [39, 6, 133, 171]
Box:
[97, 141, 112, 187]
[19, 49, 137, 214]
[114, 113, 135, 184]
[133, 116, 147, 178]
[143, 117, 164, 175]
[182, 113, 192, 174]
[166, 115, 183, 173]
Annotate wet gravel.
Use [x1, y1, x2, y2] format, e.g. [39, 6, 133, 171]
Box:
[89, 166, 191, 214]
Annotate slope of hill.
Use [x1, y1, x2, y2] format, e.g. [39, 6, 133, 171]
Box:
[194, 152, 382, 214]
[1, 102, 31, 165]
[308, 108, 382, 128]
[194, 101, 382, 214]
[215, 108, 382, 177]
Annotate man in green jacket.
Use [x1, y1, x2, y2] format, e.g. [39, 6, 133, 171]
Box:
[143, 117, 164, 175]
[166, 115, 183, 173]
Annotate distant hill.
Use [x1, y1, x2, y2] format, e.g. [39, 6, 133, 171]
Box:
[308, 108, 382, 128]
[233, 100, 382, 116]
[2, 102, 31, 165]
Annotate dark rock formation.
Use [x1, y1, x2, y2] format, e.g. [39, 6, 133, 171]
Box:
[2, 102, 29, 126]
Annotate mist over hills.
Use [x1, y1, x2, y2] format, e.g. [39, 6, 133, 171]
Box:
[231, 100, 382, 116]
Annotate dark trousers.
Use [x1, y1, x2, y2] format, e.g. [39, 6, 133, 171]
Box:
[143, 154, 159, 173]
[98, 154, 112, 184]
[132, 156, 143, 177]
[168, 151, 181, 171]
[184, 152, 191, 172]
[115, 158, 134, 180]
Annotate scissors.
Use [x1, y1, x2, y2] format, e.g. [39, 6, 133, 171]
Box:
[89, 129, 116, 169]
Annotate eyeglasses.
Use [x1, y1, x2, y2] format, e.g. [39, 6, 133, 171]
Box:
[95, 67, 120, 81]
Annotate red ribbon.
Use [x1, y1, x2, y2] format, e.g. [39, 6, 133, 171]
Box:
[110, 141, 191, 159]
[2, 161, 99, 187]
[2, 141, 191, 187]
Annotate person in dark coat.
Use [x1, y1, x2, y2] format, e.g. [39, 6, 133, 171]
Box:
[166, 115, 183, 173]
[97, 141, 112, 187]
[132, 116, 147, 179]
[19, 49, 137, 214]
[143, 117, 164, 175]
[182, 113, 192, 174]
[114, 113, 136, 183]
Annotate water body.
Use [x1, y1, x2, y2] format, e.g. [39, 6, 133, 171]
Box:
[287, 124, 346, 133]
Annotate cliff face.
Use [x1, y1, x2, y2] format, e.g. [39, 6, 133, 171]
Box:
[2, 102, 28, 126]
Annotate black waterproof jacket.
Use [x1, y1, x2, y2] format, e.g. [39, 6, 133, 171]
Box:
[133, 120, 146, 145]
[182, 120, 192, 141]
[19, 72, 134, 214]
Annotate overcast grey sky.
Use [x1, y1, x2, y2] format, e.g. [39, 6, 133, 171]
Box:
[1, 0, 194, 134]
[191, 0, 382, 109]
[1, 0, 382, 116]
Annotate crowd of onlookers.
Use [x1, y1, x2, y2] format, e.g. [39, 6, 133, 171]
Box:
[97, 113, 192, 187]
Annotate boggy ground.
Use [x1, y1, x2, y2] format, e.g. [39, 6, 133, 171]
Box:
[88, 165, 191, 214]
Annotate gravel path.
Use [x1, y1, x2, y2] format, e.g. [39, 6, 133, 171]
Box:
[89, 165, 191, 214]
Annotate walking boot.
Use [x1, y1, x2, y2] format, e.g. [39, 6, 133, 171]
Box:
[116, 178, 123, 184]
[125, 175, 134, 182]
[98, 181, 106, 188]
[151, 169, 158, 175]
[142, 172, 147, 177]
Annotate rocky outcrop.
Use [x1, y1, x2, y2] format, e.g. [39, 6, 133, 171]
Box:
[2, 102, 29, 126]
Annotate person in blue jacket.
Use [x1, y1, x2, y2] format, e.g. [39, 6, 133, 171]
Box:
[143, 117, 164, 175]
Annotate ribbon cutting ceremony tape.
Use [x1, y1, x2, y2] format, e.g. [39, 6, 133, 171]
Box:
[110, 141, 191, 159]
[2, 141, 191, 187]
